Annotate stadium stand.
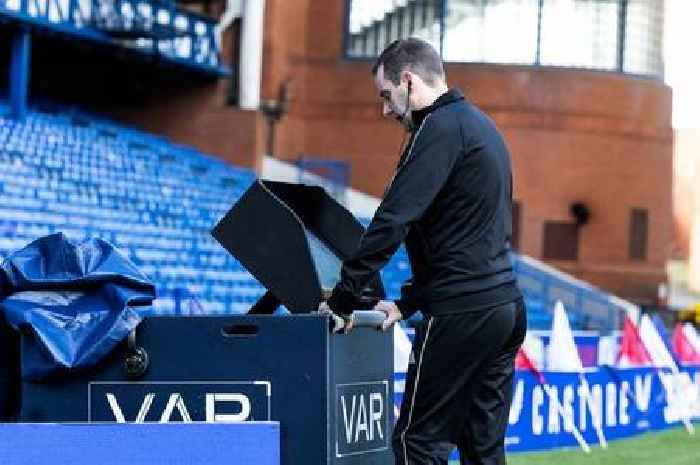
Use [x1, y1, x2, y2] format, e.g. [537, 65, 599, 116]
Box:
[381, 244, 621, 332]
[0, 101, 623, 331]
[0, 101, 261, 315]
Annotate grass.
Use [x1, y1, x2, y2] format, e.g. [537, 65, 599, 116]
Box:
[449, 426, 700, 465]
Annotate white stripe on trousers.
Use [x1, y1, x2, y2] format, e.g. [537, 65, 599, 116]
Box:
[401, 316, 434, 465]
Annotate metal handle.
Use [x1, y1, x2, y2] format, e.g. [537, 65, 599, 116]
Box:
[351, 310, 386, 328]
[324, 310, 386, 333]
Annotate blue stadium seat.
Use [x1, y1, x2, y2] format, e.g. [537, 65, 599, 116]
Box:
[0, 105, 260, 315]
[0, 104, 620, 330]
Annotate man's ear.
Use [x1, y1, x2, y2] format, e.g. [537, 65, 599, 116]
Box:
[401, 70, 413, 87]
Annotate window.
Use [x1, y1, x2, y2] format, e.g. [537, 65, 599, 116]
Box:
[346, 0, 442, 57]
[629, 208, 648, 260]
[543, 222, 579, 260]
[539, 0, 620, 70]
[443, 0, 539, 64]
[343, 0, 665, 77]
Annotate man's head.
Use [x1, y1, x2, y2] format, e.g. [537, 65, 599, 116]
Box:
[372, 38, 448, 131]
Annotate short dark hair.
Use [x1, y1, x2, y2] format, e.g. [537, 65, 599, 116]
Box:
[372, 38, 445, 86]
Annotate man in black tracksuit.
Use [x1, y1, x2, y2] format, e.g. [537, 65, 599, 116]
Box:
[323, 38, 526, 465]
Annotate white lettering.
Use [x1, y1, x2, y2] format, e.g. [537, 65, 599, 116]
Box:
[370, 392, 384, 441]
[577, 384, 588, 431]
[160, 393, 192, 423]
[589, 383, 604, 431]
[660, 372, 695, 423]
[619, 382, 630, 425]
[562, 385, 575, 433]
[634, 374, 652, 412]
[206, 393, 251, 423]
[532, 385, 544, 435]
[546, 386, 560, 434]
[660, 372, 680, 423]
[341, 395, 357, 444]
[106, 393, 155, 423]
[355, 394, 369, 442]
[605, 383, 617, 427]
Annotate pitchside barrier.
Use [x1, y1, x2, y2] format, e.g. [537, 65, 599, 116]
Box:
[0, 422, 280, 465]
[505, 366, 700, 451]
[395, 364, 700, 457]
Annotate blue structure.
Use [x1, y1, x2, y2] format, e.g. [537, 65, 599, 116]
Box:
[0, 0, 226, 75]
[8, 28, 31, 119]
[0, 422, 280, 465]
[513, 255, 622, 332]
[394, 361, 700, 454]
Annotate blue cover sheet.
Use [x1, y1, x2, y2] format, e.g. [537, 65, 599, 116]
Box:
[0, 233, 155, 380]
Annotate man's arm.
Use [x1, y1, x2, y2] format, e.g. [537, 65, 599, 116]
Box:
[327, 113, 462, 316]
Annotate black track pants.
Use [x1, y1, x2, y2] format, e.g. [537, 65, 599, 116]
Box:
[392, 299, 527, 465]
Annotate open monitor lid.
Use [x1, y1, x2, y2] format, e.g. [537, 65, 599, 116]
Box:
[212, 180, 385, 313]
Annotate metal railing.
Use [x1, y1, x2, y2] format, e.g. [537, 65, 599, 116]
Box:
[345, 0, 664, 79]
[514, 254, 622, 332]
[0, 0, 222, 74]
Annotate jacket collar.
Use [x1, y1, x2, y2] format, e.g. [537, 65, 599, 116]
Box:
[411, 88, 464, 130]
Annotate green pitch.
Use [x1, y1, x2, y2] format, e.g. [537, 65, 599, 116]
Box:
[449, 425, 700, 465]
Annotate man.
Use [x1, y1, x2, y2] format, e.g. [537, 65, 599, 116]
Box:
[321, 38, 526, 465]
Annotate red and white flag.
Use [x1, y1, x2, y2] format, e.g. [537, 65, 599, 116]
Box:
[638, 314, 677, 369]
[515, 332, 544, 371]
[672, 323, 700, 364]
[546, 301, 584, 372]
[616, 314, 652, 367]
[515, 343, 545, 383]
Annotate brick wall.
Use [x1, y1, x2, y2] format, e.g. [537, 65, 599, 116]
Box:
[111, 0, 673, 303]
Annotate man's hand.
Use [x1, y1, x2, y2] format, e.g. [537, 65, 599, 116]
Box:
[374, 300, 402, 332]
[317, 302, 355, 333]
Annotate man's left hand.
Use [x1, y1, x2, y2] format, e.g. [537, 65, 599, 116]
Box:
[374, 300, 402, 332]
[317, 302, 355, 333]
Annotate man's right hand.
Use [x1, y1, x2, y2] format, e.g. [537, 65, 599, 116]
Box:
[318, 302, 354, 333]
[374, 300, 402, 332]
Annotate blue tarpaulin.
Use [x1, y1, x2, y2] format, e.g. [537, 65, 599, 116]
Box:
[0, 233, 155, 380]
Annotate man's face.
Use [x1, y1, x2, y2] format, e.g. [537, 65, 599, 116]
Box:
[374, 65, 412, 131]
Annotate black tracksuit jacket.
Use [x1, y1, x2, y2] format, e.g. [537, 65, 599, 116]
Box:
[328, 88, 521, 318]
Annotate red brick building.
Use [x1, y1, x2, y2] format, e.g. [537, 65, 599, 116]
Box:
[104, 0, 672, 305]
